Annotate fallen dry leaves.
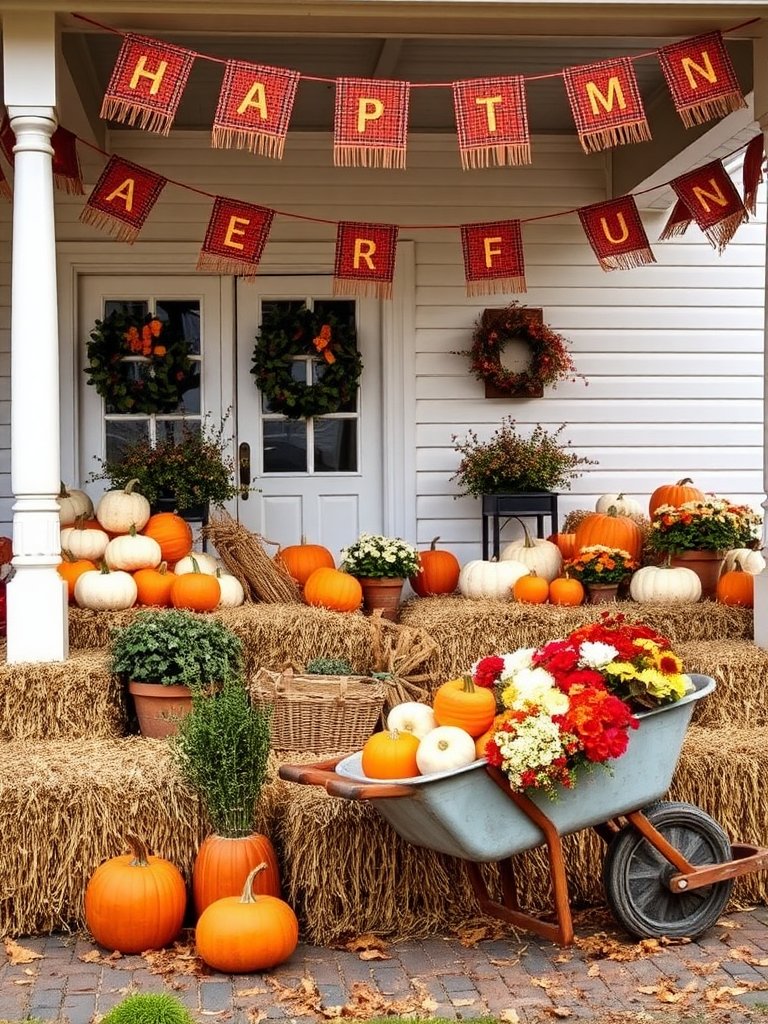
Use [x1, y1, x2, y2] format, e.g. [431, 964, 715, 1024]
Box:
[141, 939, 207, 978]
[3, 938, 43, 965]
[343, 933, 392, 961]
[574, 932, 689, 962]
[266, 976, 438, 1019]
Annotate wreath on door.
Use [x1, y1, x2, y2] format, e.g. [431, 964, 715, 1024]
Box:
[85, 309, 199, 414]
[251, 305, 363, 419]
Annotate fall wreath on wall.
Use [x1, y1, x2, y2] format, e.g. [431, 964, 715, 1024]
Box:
[251, 305, 363, 419]
[85, 310, 199, 414]
[461, 303, 580, 398]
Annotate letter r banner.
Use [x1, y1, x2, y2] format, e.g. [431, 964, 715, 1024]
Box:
[100, 34, 195, 135]
[333, 221, 399, 299]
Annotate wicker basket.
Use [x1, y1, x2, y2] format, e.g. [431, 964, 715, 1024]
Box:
[250, 667, 386, 752]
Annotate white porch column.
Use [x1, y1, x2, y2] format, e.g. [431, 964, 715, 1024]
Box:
[3, 13, 68, 662]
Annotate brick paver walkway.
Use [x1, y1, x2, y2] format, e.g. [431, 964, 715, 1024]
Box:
[1, 909, 767, 1024]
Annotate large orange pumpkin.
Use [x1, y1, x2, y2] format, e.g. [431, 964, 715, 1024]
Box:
[57, 553, 97, 602]
[409, 536, 461, 597]
[193, 832, 281, 916]
[573, 509, 642, 562]
[276, 542, 335, 586]
[361, 728, 421, 779]
[134, 562, 175, 607]
[141, 513, 193, 564]
[303, 567, 362, 612]
[648, 477, 706, 518]
[171, 558, 221, 611]
[548, 532, 578, 560]
[432, 676, 496, 738]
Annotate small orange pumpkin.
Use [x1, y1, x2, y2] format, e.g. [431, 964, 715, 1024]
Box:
[432, 676, 496, 738]
[134, 562, 175, 607]
[303, 567, 362, 613]
[716, 559, 754, 607]
[141, 513, 193, 564]
[513, 571, 549, 604]
[474, 713, 508, 759]
[57, 553, 97, 602]
[549, 573, 585, 606]
[276, 542, 335, 587]
[409, 536, 461, 597]
[648, 477, 706, 518]
[361, 728, 421, 779]
[171, 557, 221, 612]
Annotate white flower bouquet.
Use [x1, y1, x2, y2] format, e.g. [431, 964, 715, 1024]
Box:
[340, 533, 420, 579]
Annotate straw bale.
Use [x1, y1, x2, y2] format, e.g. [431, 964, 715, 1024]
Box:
[676, 640, 768, 729]
[0, 649, 127, 741]
[69, 607, 139, 650]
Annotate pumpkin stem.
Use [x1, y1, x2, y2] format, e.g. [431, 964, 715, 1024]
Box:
[462, 674, 476, 693]
[124, 479, 141, 495]
[513, 517, 535, 548]
[734, 559, 745, 573]
[99, 562, 111, 575]
[606, 506, 621, 518]
[128, 524, 138, 538]
[158, 561, 168, 575]
[58, 481, 69, 499]
[190, 556, 201, 574]
[429, 536, 440, 551]
[676, 478, 695, 486]
[125, 833, 150, 866]
[241, 863, 269, 903]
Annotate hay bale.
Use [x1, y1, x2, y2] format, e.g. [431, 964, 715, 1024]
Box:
[0, 649, 127, 741]
[69, 607, 138, 650]
[677, 640, 768, 728]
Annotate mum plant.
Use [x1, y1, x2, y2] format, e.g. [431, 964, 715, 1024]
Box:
[340, 533, 420, 579]
[565, 546, 638, 585]
[649, 497, 761, 555]
[451, 419, 596, 497]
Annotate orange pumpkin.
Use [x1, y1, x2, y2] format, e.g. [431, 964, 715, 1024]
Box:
[57, 553, 97, 602]
[432, 676, 496, 738]
[361, 728, 421, 779]
[716, 560, 754, 607]
[513, 571, 549, 604]
[474, 713, 508, 759]
[649, 477, 706, 518]
[574, 508, 642, 562]
[303, 567, 362, 613]
[141, 513, 193, 564]
[549, 574, 585, 606]
[409, 536, 461, 597]
[171, 557, 221, 612]
[548, 532, 578, 560]
[134, 562, 175, 607]
[193, 832, 281, 916]
[276, 542, 335, 586]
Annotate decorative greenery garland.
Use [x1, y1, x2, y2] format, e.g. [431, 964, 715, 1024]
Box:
[461, 302, 579, 397]
[85, 310, 199, 415]
[251, 305, 363, 419]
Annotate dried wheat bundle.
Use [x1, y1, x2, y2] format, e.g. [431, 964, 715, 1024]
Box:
[368, 610, 436, 710]
[204, 510, 301, 603]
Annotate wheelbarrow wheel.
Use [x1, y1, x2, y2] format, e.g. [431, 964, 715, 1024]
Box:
[603, 801, 733, 940]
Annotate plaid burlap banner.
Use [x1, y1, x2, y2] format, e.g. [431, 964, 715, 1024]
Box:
[658, 32, 746, 128]
[0, 116, 15, 166]
[333, 221, 399, 299]
[51, 127, 84, 195]
[659, 198, 693, 240]
[460, 220, 526, 296]
[0, 163, 11, 202]
[670, 159, 747, 252]
[196, 196, 275, 278]
[212, 61, 300, 158]
[452, 75, 531, 169]
[563, 57, 651, 153]
[79, 156, 167, 242]
[333, 78, 410, 169]
[577, 196, 655, 270]
[100, 34, 195, 135]
[742, 134, 765, 217]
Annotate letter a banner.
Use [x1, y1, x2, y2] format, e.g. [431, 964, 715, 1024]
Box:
[212, 61, 300, 158]
[669, 159, 747, 252]
[452, 75, 531, 169]
[657, 32, 746, 128]
[333, 78, 410, 169]
[563, 57, 650, 153]
[79, 156, 167, 242]
[197, 196, 275, 277]
[460, 219, 526, 296]
[100, 34, 196, 135]
[577, 196, 655, 270]
[333, 221, 399, 298]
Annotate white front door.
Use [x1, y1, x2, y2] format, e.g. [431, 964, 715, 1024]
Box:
[235, 277, 383, 559]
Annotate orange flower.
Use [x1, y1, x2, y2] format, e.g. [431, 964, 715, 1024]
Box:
[149, 318, 162, 338]
[153, 345, 167, 357]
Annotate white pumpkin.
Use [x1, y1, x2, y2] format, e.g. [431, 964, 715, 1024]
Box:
[723, 548, 766, 575]
[105, 527, 162, 572]
[74, 567, 138, 610]
[57, 483, 94, 526]
[595, 492, 643, 517]
[458, 558, 529, 600]
[386, 701, 437, 740]
[174, 551, 219, 576]
[416, 725, 477, 775]
[629, 564, 701, 603]
[216, 571, 246, 608]
[60, 524, 109, 562]
[500, 521, 562, 582]
[96, 480, 151, 534]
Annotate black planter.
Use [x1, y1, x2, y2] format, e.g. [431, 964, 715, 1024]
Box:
[481, 492, 559, 559]
[150, 496, 209, 524]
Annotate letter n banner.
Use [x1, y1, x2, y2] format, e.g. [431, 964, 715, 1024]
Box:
[197, 197, 275, 277]
[333, 222, 399, 299]
[460, 220, 526, 296]
[657, 32, 746, 128]
[669, 159, 747, 252]
[79, 156, 167, 243]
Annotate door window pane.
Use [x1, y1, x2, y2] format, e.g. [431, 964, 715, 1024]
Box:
[314, 419, 357, 472]
[105, 419, 150, 463]
[264, 420, 308, 473]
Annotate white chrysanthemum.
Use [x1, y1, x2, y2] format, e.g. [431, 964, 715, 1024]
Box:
[501, 666, 557, 710]
[501, 648, 536, 678]
[539, 687, 570, 716]
[579, 641, 619, 669]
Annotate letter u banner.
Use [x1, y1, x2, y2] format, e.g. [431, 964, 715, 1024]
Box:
[333, 221, 399, 298]
[577, 196, 655, 271]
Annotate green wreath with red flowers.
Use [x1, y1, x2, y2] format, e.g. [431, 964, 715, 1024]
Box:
[85, 309, 199, 415]
[461, 303, 579, 397]
[251, 305, 363, 419]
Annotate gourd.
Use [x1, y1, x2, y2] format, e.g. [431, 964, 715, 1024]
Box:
[57, 482, 94, 526]
[276, 541, 335, 587]
[96, 480, 151, 534]
[500, 519, 562, 582]
[386, 701, 437, 740]
[193, 833, 281, 916]
[458, 558, 528, 600]
[141, 513, 193, 565]
[361, 728, 420, 779]
[74, 565, 138, 610]
[303, 567, 362, 613]
[573, 507, 642, 562]
[173, 551, 219, 576]
[595, 492, 643, 516]
[432, 675, 496, 737]
[195, 864, 299, 973]
[416, 725, 477, 775]
[723, 548, 766, 575]
[716, 560, 754, 607]
[60, 520, 110, 562]
[548, 532, 578, 560]
[57, 554, 97, 602]
[513, 571, 550, 604]
[409, 537, 461, 597]
[216, 570, 246, 608]
[171, 558, 221, 612]
[548, 574, 585, 607]
[629, 564, 701, 603]
[133, 562, 175, 607]
[648, 477, 705, 518]
[84, 834, 186, 954]
[105, 525, 162, 572]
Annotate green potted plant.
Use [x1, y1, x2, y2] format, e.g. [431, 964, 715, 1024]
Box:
[170, 677, 280, 916]
[101, 993, 196, 1024]
[339, 532, 420, 620]
[111, 609, 244, 738]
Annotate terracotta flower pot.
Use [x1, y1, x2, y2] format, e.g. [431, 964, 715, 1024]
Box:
[356, 577, 404, 621]
[128, 680, 193, 738]
[585, 583, 620, 604]
[669, 550, 725, 601]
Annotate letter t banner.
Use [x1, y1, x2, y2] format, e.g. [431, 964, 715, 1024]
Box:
[657, 32, 746, 128]
[452, 75, 531, 169]
[196, 197, 275, 278]
[100, 34, 195, 135]
[79, 156, 167, 243]
[577, 196, 656, 271]
[333, 78, 410, 169]
[333, 221, 399, 299]
[212, 60, 300, 159]
[563, 57, 650, 153]
[460, 220, 526, 296]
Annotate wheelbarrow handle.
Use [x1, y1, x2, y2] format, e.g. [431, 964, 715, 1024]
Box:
[278, 758, 414, 801]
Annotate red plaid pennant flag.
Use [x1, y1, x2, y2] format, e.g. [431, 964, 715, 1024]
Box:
[333, 221, 399, 299]
[0, 163, 11, 202]
[51, 127, 84, 195]
[670, 159, 747, 252]
[197, 197, 274, 278]
[100, 34, 195, 135]
[658, 32, 746, 128]
[452, 76, 531, 169]
[212, 61, 300, 159]
[460, 220, 526, 296]
[659, 198, 693, 240]
[79, 156, 167, 242]
[0, 116, 15, 166]
[334, 78, 410, 169]
[578, 196, 655, 270]
[743, 134, 765, 217]
[563, 57, 651, 153]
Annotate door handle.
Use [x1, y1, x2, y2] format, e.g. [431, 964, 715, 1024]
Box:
[239, 441, 251, 499]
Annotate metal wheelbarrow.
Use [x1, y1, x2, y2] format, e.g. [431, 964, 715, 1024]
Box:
[279, 675, 768, 945]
